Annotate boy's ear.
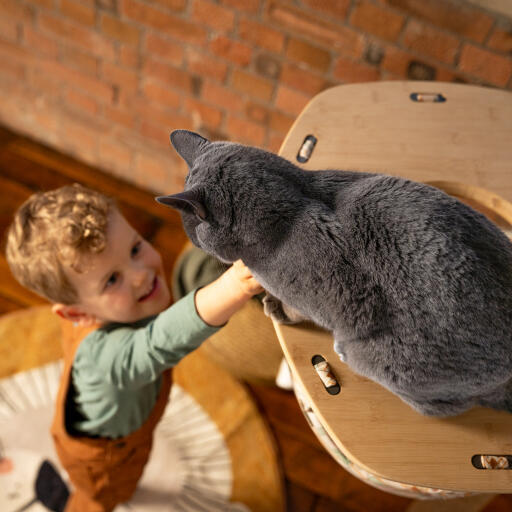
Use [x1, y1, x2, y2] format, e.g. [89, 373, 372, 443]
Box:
[51, 304, 98, 327]
[170, 130, 210, 168]
[155, 189, 207, 220]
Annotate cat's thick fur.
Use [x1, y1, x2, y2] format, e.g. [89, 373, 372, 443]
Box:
[158, 130, 512, 417]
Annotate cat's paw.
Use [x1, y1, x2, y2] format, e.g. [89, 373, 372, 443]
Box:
[262, 293, 305, 324]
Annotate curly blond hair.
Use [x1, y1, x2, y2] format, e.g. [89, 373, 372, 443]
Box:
[6, 184, 115, 304]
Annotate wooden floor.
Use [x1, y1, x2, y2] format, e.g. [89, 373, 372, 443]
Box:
[1, 124, 511, 512]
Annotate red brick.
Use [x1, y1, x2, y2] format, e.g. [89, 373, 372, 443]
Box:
[119, 46, 139, 68]
[142, 81, 182, 109]
[286, 38, 331, 73]
[220, 0, 260, 14]
[459, 43, 512, 87]
[32, 107, 60, 141]
[99, 139, 134, 172]
[350, 0, 405, 42]
[36, 58, 113, 102]
[382, 0, 494, 43]
[140, 115, 193, 147]
[246, 102, 270, 124]
[238, 17, 285, 53]
[65, 89, 100, 116]
[61, 46, 99, 76]
[61, 0, 96, 27]
[185, 97, 223, 128]
[0, 54, 25, 81]
[381, 45, 417, 78]
[96, 0, 117, 12]
[145, 34, 184, 66]
[232, 70, 274, 102]
[275, 85, 310, 117]
[210, 35, 252, 66]
[201, 81, 244, 112]
[102, 62, 139, 92]
[144, 58, 196, 93]
[300, 0, 350, 20]
[0, 38, 33, 65]
[269, 110, 295, 134]
[268, 132, 285, 153]
[192, 0, 235, 33]
[105, 105, 137, 129]
[59, 116, 101, 160]
[186, 48, 228, 82]
[135, 102, 191, 129]
[26, 70, 63, 102]
[134, 152, 173, 192]
[267, 1, 363, 55]
[280, 63, 330, 96]
[226, 115, 265, 146]
[122, 0, 207, 46]
[487, 26, 512, 55]
[151, 0, 187, 12]
[101, 14, 140, 45]
[332, 56, 380, 83]
[23, 26, 59, 58]
[0, 15, 19, 42]
[402, 19, 460, 65]
[0, 0, 33, 24]
[436, 66, 467, 84]
[39, 13, 116, 60]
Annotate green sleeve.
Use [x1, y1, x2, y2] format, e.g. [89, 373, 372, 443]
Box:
[74, 289, 221, 390]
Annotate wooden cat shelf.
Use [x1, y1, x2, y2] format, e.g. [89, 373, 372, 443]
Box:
[275, 81, 512, 496]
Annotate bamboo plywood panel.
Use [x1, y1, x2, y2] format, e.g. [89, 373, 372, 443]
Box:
[276, 81, 512, 493]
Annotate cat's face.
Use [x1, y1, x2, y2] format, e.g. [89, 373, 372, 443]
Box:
[157, 130, 301, 264]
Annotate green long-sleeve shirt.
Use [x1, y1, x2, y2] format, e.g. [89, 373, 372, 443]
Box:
[69, 289, 220, 438]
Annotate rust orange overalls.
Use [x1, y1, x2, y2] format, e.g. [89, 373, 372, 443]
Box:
[50, 320, 173, 512]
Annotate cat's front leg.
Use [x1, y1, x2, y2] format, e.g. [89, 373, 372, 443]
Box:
[262, 293, 307, 324]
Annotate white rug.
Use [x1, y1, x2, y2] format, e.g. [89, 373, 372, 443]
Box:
[0, 361, 248, 512]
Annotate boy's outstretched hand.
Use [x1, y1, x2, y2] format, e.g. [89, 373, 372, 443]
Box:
[230, 259, 264, 297]
[194, 259, 264, 327]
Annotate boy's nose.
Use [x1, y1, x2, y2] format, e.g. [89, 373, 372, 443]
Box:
[131, 267, 149, 288]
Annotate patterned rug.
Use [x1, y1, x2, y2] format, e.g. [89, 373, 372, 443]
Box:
[0, 306, 285, 512]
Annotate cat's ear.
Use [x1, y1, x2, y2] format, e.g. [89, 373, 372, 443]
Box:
[170, 130, 210, 168]
[156, 189, 207, 220]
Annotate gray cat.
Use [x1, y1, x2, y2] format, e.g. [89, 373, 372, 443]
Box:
[157, 130, 512, 417]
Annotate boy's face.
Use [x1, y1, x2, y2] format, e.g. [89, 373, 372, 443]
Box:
[62, 209, 171, 325]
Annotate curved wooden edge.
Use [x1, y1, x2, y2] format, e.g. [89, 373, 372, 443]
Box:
[274, 81, 512, 493]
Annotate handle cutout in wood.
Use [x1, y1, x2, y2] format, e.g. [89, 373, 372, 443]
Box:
[472, 455, 511, 469]
[312, 355, 340, 395]
[410, 92, 446, 103]
[297, 135, 317, 163]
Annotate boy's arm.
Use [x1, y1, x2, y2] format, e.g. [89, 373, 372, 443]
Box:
[194, 259, 263, 327]
[78, 260, 263, 389]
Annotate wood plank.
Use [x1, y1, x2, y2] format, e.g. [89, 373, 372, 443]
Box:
[0, 293, 26, 313]
[248, 384, 323, 447]
[277, 81, 512, 493]
[5, 138, 174, 218]
[285, 482, 316, 512]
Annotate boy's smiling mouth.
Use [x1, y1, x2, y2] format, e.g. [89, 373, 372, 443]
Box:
[138, 277, 158, 302]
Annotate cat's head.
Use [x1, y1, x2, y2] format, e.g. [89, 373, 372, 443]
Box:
[156, 130, 301, 263]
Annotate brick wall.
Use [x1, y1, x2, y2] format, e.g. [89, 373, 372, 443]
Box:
[0, 0, 511, 193]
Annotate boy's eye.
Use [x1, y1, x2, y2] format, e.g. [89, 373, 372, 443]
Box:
[105, 272, 118, 288]
[131, 241, 142, 257]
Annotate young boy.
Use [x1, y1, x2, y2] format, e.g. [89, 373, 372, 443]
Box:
[6, 183, 263, 512]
